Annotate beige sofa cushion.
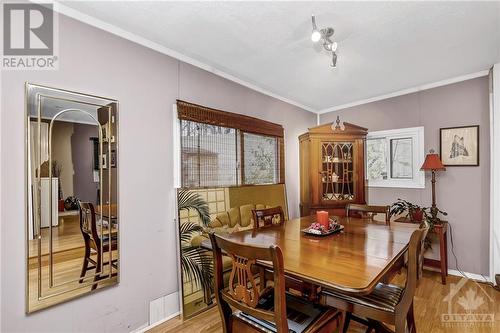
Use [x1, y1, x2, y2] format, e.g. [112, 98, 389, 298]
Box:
[203, 203, 279, 236]
[239, 204, 256, 227]
[210, 212, 230, 228]
[228, 207, 241, 227]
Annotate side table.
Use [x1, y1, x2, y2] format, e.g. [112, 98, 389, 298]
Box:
[395, 218, 448, 284]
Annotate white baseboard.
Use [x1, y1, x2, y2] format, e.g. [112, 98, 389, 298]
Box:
[132, 291, 181, 333]
[425, 266, 492, 283]
[447, 269, 492, 283]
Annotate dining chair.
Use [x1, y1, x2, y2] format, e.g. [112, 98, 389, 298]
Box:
[345, 203, 391, 225]
[209, 232, 340, 333]
[321, 225, 429, 333]
[78, 201, 118, 290]
[251, 206, 316, 299]
[252, 206, 285, 230]
[417, 221, 430, 280]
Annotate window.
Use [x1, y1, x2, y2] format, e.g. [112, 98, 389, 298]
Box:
[176, 100, 284, 188]
[180, 120, 239, 188]
[243, 133, 278, 185]
[366, 127, 424, 188]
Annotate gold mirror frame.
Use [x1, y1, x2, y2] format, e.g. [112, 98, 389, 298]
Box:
[25, 83, 120, 313]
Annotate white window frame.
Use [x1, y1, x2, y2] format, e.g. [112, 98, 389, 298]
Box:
[366, 126, 425, 189]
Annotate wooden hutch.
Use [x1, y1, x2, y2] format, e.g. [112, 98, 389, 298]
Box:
[299, 119, 368, 217]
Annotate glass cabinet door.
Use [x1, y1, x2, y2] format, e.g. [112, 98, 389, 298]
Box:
[320, 141, 355, 202]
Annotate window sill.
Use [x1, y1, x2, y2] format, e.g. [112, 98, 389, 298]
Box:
[367, 182, 425, 189]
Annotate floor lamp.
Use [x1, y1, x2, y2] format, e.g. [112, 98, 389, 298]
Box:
[420, 149, 446, 221]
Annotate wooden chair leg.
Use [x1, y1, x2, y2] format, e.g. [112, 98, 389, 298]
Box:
[407, 301, 416, 333]
[92, 251, 102, 291]
[338, 311, 347, 333]
[338, 311, 352, 333]
[343, 312, 352, 333]
[79, 244, 90, 283]
[394, 315, 406, 333]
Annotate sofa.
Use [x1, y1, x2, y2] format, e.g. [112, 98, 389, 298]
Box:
[190, 203, 278, 293]
[191, 203, 273, 247]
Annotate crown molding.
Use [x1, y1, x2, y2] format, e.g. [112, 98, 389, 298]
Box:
[318, 70, 490, 115]
[50, 2, 318, 114]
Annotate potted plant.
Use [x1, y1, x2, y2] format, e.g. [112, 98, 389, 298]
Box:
[391, 199, 448, 249]
[422, 205, 448, 230]
[390, 199, 425, 222]
[177, 189, 213, 299]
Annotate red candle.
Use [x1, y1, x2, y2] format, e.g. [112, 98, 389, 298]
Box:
[316, 211, 329, 228]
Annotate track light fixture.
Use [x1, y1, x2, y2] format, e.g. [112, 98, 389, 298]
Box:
[311, 15, 338, 68]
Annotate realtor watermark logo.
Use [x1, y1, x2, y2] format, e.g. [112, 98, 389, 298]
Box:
[441, 277, 494, 328]
[1, 1, 58, 70]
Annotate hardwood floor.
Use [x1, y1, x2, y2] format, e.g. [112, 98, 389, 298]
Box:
[28, 212, 84, 258]
[148, 271, 500, 333]
[27, 213, 119, 312]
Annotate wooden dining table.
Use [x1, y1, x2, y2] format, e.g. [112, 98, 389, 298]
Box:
[209, 215, 419, 296]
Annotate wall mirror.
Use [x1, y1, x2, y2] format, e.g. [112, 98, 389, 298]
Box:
[25, 83, 119, 313]
[174, 100, 288, 318]
[177, 184, 288, 318]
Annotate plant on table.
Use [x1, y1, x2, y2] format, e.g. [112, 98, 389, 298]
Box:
[390, 198, 448, 249]
[390, 199, 426, 222]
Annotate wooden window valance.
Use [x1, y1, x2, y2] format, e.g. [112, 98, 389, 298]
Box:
[177, 100, 284, 138]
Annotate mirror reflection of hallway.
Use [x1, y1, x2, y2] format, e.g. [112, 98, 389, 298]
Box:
[26, 83, 119, 313]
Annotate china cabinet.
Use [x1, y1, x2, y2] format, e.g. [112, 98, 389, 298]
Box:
[299, 119, 368, 216]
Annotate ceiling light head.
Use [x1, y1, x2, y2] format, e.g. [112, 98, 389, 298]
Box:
[311, 29, 321, 42]
[330, 52, 338, 68]
[311, 15, 322, 42]
[311, 15, 339, 68]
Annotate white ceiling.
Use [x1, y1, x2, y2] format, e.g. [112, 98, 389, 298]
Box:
[60, 1, 500, 113]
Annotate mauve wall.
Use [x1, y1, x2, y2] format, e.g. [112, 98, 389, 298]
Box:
[0, 14, 315, 333]
[320, 76, 490, 276]
[72, 123, 99, 204]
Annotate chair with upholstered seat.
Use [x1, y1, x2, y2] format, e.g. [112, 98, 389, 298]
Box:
[252, 206, 285, 230]
[209, 232, 340, 333]
[345, 203, 391, 225]
[321, 225, 428, 333]
[78, 201, 118, 290]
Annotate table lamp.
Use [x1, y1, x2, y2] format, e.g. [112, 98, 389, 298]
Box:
[420, 149, 446, 221]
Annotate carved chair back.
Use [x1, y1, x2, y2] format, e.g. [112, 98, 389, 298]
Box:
[78, 201, 101, 251]
[345, 203, 391, 225]
[209, 232, 288, 333]
[396, 225, 429, 314]
[252, 206, 285, 230]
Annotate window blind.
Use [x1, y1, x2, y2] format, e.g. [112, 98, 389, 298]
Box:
[177, 100, 285, 188]
[180, 120, 240, 188]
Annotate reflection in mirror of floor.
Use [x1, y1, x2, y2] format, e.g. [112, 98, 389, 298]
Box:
[28, 212, 84, 258]
[27, 212, 118, 312]
[147, 271, 500, 333]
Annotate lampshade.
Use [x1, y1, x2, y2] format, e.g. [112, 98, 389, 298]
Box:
[421, 151, 446, 171]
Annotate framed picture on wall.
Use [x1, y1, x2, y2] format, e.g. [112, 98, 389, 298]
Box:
[440, 125, 479, 166]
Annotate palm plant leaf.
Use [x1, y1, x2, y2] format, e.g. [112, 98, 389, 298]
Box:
[180, 221, 204, 243]
[178, 190, 211, 226]
[181, 246, 213, 291]
[177, 189, 214, 296]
